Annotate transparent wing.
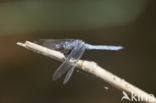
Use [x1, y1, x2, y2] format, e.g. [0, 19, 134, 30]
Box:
[53, 41, 86, 83]
[63, 45, 86, 84]
[52, 49, 76, 80]
[34, 39, 75, 54]
[63, 67, 75, 84]
[34, 39, 75, 48]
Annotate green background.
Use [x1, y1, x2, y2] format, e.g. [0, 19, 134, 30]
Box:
[0, 0, 156, 103]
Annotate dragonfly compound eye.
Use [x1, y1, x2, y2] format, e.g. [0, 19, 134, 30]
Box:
[63, 42, 71, 50]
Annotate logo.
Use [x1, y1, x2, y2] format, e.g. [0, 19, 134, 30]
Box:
[121, 91, 131, 101]
[121, 91, 155, 102]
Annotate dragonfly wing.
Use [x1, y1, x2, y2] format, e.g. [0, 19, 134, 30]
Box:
[52, 49, 75, 80]
[53, 40, 86, 83]
[63, 45, 86, 84]
[34, 39, 75, 54]
[63, 67, 75, 84]
[34, 39, 75, 48]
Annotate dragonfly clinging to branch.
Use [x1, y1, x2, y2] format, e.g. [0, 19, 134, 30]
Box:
[35, 39, 123, 84]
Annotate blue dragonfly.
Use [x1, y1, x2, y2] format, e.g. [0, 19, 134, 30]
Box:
[35, 39, 123, 84]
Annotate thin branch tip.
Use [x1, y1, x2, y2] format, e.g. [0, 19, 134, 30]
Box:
[16, 42, 26, 47]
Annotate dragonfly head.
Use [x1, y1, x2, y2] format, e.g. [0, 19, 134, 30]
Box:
[63, 41, 72, 50]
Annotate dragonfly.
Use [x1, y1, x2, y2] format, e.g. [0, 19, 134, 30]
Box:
[35, 39, 123, 84]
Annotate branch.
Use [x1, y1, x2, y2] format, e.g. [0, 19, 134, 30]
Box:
[17, 41, 156, 103]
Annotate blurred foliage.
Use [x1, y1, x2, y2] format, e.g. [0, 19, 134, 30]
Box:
[0, 0, 156, 103]
[0, 0, 148, 34]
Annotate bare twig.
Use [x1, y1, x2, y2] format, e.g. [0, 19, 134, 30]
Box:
[17, 41, 156, 103]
